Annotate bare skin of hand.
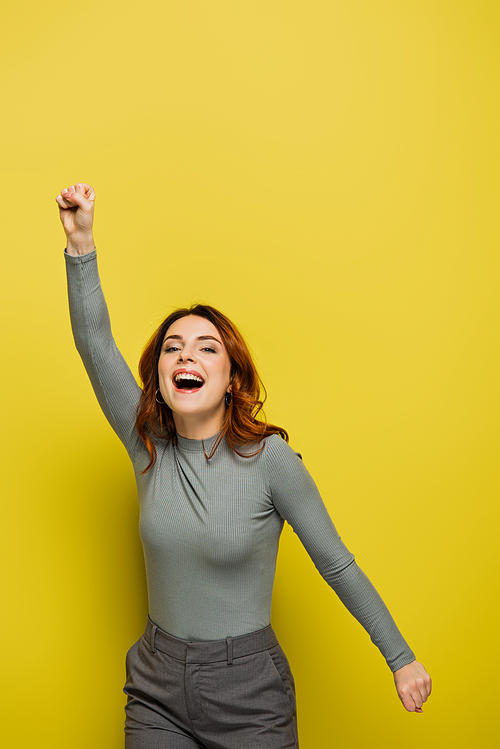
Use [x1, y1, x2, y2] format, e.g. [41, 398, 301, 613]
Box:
[56, 183, 96, 255]
[393, 660, 432, 713]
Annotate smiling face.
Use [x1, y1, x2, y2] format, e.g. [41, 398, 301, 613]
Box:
[157, 314, 232, 439]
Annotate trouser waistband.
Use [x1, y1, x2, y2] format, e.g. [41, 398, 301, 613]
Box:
[144, 616, 278, 665]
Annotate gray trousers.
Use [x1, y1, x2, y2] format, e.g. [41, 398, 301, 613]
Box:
[123, 617, 299, 748]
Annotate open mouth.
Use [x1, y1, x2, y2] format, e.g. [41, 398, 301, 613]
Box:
[172, 372, 205, 393]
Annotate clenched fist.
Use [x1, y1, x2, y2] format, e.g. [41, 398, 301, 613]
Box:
[393, 660, 432, 713]
[56, 183, 96, 256]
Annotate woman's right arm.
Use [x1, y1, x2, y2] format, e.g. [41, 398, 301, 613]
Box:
[56, 183, 143, 460]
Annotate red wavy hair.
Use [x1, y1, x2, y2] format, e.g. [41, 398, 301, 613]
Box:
[136, 304, 288, 473]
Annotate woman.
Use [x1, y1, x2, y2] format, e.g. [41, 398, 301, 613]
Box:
[56, 183, 432, 748]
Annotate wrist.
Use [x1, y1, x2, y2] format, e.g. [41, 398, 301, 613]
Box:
[66, 233, 95, 256]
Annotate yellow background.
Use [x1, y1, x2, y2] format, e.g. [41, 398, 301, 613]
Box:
[1, 1, 499, 746]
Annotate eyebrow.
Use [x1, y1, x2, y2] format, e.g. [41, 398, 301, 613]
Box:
[163, 334, 222, 344]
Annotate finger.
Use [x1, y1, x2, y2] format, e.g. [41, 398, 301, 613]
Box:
[60, 187, 76, 204]
[399, 684, 422, 713]
[409, 682, 425, 712]
[57, 190, 78, 209]
[60, 188, 88, 210]
[74, 182, 96, 201]
[426, 674, 433, 697]
[407, 695, 421, 712]
[60, 185, 78, 202]
[417, 675, 431, 706]
[56, 194, 71, 209]
[405, 695, 422, 713]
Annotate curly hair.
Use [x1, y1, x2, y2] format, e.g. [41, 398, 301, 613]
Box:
[136, 304, 288, 473]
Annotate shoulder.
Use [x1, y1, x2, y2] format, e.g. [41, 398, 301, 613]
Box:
[264, 432, 301, 457]
[263, 434, 321, 502]
[263, 433, 303, 472]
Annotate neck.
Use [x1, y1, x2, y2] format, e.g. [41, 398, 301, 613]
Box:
[172, 410, 224, 441]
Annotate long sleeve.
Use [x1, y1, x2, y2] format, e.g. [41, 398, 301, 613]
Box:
[265, 435, 416, 672]
[65, 250, 144, 460]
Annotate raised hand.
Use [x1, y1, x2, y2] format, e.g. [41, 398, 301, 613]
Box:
[393, 660, 432, 713]
[56, 183, 96, 256]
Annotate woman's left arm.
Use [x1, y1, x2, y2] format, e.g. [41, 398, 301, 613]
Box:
[265, 435, 432, 712]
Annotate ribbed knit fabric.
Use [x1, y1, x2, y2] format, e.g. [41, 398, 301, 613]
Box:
[65, 249, 416, 672]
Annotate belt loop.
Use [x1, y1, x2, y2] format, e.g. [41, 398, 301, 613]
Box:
[226, 636, 233, 665]
[150, 624, 158, 654]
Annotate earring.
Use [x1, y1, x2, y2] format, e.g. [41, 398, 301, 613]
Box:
[156, 388, 166, 405]
[225, 392, 232, 406]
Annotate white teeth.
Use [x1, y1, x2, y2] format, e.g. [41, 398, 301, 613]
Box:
[174, 373, 204, 383]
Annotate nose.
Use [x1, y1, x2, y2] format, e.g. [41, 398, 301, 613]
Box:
[178, 347, 196, 363]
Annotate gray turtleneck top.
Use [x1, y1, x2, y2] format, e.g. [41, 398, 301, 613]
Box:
[65, 249, 415, 672]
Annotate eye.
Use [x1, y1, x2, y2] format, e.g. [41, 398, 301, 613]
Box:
[164, 345, 180, 353]
[201, 346, 216, 353]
